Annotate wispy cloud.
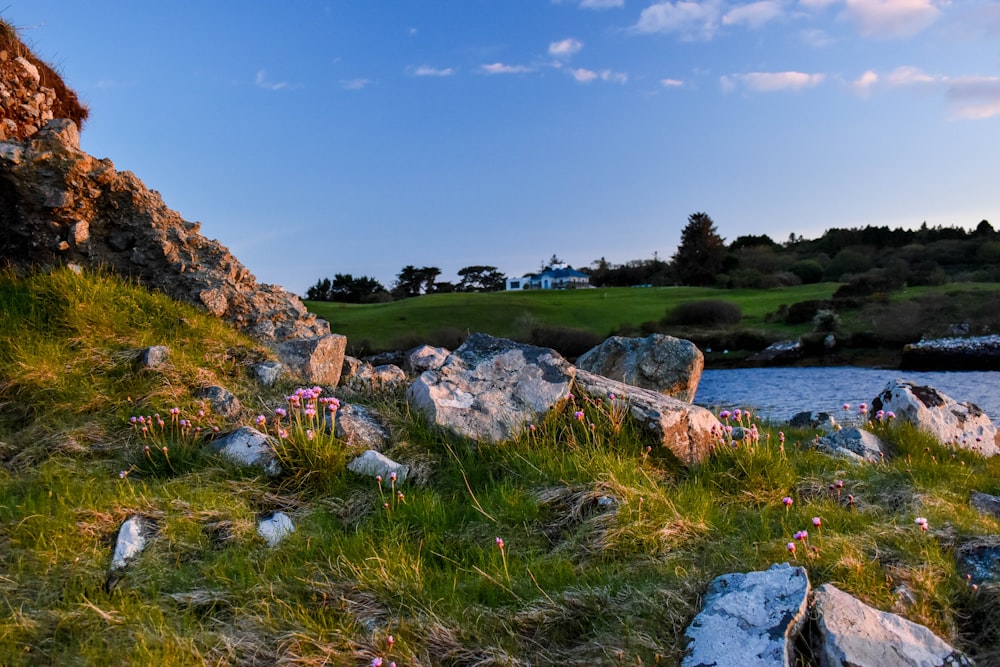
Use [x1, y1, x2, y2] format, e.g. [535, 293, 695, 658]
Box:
[549, 38, 584, 58]
[722, 1, 786, 28]
[632, 0, 725, 39]
[842, 0, 942, 39]
[481, 63, 535, 74]
[854, 65, 1000, 119]
[554, 0, 625, 8]
[341, 78, 371, 90]
[947, 76, 1000, 120]
[255, 69, 302, 91]
[661, 78, 685, 87]
[722, 70, 825, 92]
[571, 67, 628, 83]
[799, 28, 835, 47]
[411, 65, 455, 77]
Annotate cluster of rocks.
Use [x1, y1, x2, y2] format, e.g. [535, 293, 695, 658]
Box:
[790, 379, 1000, 463]
[683, 562, 972, 667]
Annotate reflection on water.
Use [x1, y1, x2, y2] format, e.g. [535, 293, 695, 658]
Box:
[694, 367, 1000, 426]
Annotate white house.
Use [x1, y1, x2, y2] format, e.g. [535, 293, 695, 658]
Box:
[506, 265, 592, 290]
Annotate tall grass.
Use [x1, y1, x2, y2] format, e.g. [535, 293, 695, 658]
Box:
[1, 268, 999, 664]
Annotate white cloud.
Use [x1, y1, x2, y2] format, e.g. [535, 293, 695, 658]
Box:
[722, 70, 825, 92]
[633, 0, 724, 39]
[851, 69, 879, 94]
[885, 65, 937, 86]
[723, 1, 786, 28]
[549, 38, 584, 58]
[570, 68, 628, 83]
[481, 63, 535, 74]
[661, 78, 685, 87]
[842, 0, 941, 39]
[947, 76, 1000, 120]
[341, 78, 371, 90]
[580, 0, 625, 7]
[255, 69, 301, 91]
[412, 65, 455, 77]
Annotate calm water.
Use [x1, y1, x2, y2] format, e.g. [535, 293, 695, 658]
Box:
[694, 367, 1000, 426]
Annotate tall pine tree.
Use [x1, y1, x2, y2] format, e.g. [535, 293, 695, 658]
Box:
[670, 212, 727, 286]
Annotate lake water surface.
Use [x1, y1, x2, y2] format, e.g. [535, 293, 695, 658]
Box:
[695, 367, 1000, 426]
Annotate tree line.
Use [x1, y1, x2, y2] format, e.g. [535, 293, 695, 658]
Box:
[305, 213, 999, 302]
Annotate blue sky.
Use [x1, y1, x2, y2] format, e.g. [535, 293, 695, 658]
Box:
[8, 1, 1000, 294]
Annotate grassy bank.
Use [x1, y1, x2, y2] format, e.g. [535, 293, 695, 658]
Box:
[306, 283, 1000, 366]
[3, 268, 1000, 664]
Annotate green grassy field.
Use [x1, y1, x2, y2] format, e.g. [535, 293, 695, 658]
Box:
[3, 269, 1000, 665]
[307, 284, 842, 353]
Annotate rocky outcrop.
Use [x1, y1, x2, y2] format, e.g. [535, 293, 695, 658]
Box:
[747, 339, 802, 364]
[0, 119, 339, 382]
[573, 369, 720, 465]
[682, 562, 810, 667]
[872, 380, 999, 455]
[0, 22, 88, 142]
[407, 333, 576, 443]
[901, 335, 1000, 371]
[575, 334, 703, 402]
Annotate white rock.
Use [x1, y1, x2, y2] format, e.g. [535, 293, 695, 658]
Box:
[257, 512, 295, 547]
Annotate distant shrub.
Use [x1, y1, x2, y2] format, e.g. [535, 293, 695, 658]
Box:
[757, 272, 802, 289]
[812, 309, 840, 333]
[784, 300, 831, 325]
[528, 326, 603, 359]
[789, 259, 824, 284]
[663, 300, 742, 327]
[833, 270, 905, 298]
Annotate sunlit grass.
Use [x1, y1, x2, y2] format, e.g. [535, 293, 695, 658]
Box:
[1, 268, 999, 664]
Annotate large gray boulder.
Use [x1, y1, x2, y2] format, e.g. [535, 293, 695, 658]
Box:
[872, 379, 999, 456]
[813, 583, 972, 667]
[406, 333, 575, 443]
[573, 369, 721, 466]
[682, 562, 810, 667]
[575, 334, 703, 402]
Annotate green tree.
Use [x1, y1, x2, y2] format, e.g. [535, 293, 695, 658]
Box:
[457, 265, 506, 292]
[305, 277, 332, 301]
[392, 265, 441, 298]
[670, 212, 728, 286]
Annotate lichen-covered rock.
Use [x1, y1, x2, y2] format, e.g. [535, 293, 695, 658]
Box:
[813, 583, 972, 667]
[816, 427, 888, 464]
[575, 334, 703, 402]
[347, 450, 409, 485]
[788, 410, 838, 434]
[139, 345, 169, 369]
[406, 344, 450, 374]
[329, 403, 391, 450]
[872, 379, 999, 455]
[196, 385, 242, 419]
[407, 333, 575, 443]
[682, 562, 810, 667]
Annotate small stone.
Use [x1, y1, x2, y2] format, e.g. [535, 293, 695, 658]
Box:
[139, 345, 170, 369]
[257, 511, 294, 547]
[347, 450, 408, 485]
[196, 385, 241, 418]
[252, 361, 283, 386]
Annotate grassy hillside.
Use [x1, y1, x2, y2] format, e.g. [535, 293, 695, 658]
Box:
[308, 284, 841, 355]
[307, 282, 1000, 365]
[3, 268, 1000, 664]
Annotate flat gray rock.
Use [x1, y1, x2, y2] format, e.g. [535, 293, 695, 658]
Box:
[682, 562, 810, 667]
[347, 450, 409, 485]
[813, 583, 972, 667]
[214, 426, 281, 476]
[330, 403, 391, 450]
